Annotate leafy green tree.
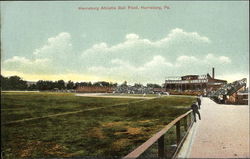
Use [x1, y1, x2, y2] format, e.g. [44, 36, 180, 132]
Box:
[147, 83, 161, 88]
[57, 80, 66, 90]
[1, 75, 27, 90]
[93, 81, 110, 87]
[110, 82, 118, 87]
[120, 81, 128, 87]
[36, 80, 47, 90]
[87, 82, 92, 86]
[93, 82, 101, 87]
[134, 83, 143, 88]
[28, 84, 37, 90]
[1, 75, 8, 90]
[66, 80, 74, 89]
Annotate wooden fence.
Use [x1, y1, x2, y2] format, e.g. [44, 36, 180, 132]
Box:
[123, 110, 194, 159]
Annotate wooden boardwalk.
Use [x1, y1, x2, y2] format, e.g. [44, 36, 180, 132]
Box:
[177, 97, 249, 158]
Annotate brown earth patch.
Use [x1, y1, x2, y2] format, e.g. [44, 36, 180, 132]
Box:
[44, 144, 67, 156]
[88, 127, 105, 139]
[138, 119, 159, 123]
[138, 120, 152, 123]
[115, 126, 143, 136]
[20, 147, 33, 158]
[102, 121, 126, 127]
[18, 141, 67, 158]
[126, 127, 142, 135]
[112, 138, 131, 151]
[19, 141, 42, 157]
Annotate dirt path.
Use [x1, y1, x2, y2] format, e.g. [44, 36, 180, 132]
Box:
[178, 97, 249, 158]
[75, 93, 156, 99]
[2, 99, 148, 125]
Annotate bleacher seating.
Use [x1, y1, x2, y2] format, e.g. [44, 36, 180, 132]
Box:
[209, 78, 247, 97]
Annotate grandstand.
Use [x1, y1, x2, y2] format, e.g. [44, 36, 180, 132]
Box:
[209, 78, 248, 104]
[164, 68, 227, 96]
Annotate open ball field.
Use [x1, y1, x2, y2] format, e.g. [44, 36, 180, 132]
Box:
[1, 92, 195, 158]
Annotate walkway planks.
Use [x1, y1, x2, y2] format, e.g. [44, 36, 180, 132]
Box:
[178, 97, 249, 158]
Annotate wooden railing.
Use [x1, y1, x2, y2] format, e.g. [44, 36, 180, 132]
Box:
[123, 110, 194, 159]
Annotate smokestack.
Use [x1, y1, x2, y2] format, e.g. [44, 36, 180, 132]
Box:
[212, 67, 215, 79]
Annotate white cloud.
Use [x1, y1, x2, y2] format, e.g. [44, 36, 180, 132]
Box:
[175, 54, 231, 67]
[126, 33, 140, 41]
[33, 32, 73, 62]
[4, 56, 49, 64]
[92, 42, 108, 50]
[175, 55, 199, 67]
[3, 56, 51, 74]
[143, 56, 173, 68]
[2, 28, 234, 84]
[156, 28, 211, 46]
[4, 56, 30, 64]
[3, 32, 75, 74]
[86, 53, 232, 84]
[83, 28, 210, 54]
[218, 56, 231, 63]
[205, 53, 231, 64]
[81, 28, 212, 68]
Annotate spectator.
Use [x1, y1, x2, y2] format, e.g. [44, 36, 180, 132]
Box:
[197, 96, 201, 109]
[191, 102, 201, 122]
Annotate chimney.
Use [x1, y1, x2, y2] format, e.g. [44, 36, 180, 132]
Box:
[212, 67, 215, 79]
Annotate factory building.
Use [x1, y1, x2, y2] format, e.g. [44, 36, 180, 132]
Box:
[164, 68, 227, 96]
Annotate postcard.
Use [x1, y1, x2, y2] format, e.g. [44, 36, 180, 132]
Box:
[1, 1, 249, 158]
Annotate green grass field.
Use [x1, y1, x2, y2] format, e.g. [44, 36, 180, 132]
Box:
[1, 92, 195, 158]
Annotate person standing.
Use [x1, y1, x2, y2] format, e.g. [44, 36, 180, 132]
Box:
[197, 96, 201, 109]
[191, 102, 201, 122]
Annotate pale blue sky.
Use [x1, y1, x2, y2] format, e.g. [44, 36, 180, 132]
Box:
[1, 1, 249, 84]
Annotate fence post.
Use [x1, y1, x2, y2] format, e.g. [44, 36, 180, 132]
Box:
[190, 111, 193, 123]
[188, 113, 191, 126]
[176, 121, 181, 145]
[184, 116, 188, 131]
[158, 135, 165, 158]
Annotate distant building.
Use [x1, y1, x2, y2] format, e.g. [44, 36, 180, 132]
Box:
[164, 68, 227, 96]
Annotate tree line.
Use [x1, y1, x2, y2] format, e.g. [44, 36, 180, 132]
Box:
[1, 75, 27, 90]
[1, 75, 118, 91]
[1, 75, 162, 91]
